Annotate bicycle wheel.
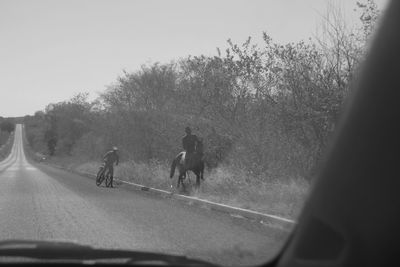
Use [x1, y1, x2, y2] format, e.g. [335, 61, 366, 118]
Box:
[96, 168, 105, 186]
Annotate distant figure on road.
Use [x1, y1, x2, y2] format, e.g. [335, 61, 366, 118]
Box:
[103, 146, 119, 187]
[182, 127, 199, 169]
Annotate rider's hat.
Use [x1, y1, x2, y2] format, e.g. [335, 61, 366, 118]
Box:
[185, 126, 191, 134]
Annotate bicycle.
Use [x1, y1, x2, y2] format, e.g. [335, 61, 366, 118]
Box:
[96, 162, 113, 187]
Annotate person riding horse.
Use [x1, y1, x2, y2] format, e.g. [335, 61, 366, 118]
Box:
[182, 126, 200, 169]
[170, 126, 204, 189]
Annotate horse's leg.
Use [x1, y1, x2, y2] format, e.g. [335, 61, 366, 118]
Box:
[194, 170, 200, 188]
[178, 169, 186, 189]
[176, 169, 181, 188]
[200, 161, 204, 180]
[180, 173, 186, 191]
[177, 173, 181, 188]
[176, 165, 182, 188]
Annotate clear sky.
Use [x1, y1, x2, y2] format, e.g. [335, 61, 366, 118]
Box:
[0, 0, 389, 117]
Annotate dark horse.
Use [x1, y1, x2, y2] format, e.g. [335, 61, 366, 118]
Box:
[170, 140, 205, 189]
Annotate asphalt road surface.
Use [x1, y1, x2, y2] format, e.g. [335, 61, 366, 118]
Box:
[0, 125, 287, 266]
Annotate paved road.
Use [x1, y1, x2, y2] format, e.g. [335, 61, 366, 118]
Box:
[0, 125, 286, 266]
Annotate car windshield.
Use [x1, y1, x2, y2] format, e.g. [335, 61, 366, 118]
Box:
[0, 0, 389, 266]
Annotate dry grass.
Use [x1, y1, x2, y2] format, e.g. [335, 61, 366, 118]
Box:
[43, 155, 309, 220]
[191, 166, 309, 219]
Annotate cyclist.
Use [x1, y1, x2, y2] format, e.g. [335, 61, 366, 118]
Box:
[102, 146, 119, 187]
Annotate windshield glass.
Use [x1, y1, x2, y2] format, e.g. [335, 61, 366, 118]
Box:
[0, 0, 389, 265]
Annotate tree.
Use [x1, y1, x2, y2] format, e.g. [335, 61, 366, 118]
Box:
[0, 119, 15, 133]
[43, 93, 93, 155]
[22, 1, 382, 180]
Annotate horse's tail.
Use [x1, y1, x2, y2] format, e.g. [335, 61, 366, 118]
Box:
[170, 153, 182, 178]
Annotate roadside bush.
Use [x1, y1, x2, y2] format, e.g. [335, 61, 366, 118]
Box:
[0, 132, 14, 161]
